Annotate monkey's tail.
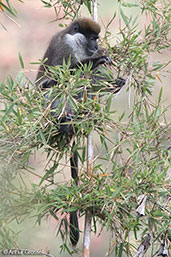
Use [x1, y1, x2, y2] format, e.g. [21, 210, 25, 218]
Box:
[69, 141, 79, 246]
[69, 211, 79, 246]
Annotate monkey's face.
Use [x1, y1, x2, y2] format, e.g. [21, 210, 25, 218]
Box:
[72, 21, 99, 56]
[65, 21, 99, 61]
[65, 31, 99, 61]
[85, 33, 99, 56]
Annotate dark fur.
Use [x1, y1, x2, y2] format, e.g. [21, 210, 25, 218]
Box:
[36, 18, 106, 247]
[36, 18, 125, 247]
[36, 18, 110, 87]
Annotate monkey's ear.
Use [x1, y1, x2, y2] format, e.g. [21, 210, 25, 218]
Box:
[73, 24, 79, 33]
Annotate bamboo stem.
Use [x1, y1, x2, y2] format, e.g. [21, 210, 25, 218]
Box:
[87, 131, 94, 176]
[82, 210, 92, 257]
[92, 0, 98, 22]
[82, 1, 98, 256]
[82, 131, 93, 257]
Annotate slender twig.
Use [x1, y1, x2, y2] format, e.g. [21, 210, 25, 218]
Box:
[92, 0, 98, 22]
[134, 234, 151, 257]
[82, 1, 98, 256]
[82, 131, 93, 257]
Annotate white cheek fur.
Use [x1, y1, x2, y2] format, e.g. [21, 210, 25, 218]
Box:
[65, 33, 88, 61]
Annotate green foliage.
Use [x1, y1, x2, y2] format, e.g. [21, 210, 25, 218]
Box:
[0, 0, 171, 256]
[0, 0, 23, 29]
[0, 0, 18, 16]
[40, 0, 92, 20]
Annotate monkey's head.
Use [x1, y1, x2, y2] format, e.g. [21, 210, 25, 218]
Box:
[65, 18, 101, 60]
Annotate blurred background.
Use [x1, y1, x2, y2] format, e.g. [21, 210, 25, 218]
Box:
[0, 0, 170, 256]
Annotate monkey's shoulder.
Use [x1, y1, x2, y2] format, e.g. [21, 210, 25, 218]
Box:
[43, 32, 73, 66]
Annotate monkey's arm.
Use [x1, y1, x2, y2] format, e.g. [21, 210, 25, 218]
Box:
[71, 55, 112, 70]
[89, 64, 126, 95]
[78, 47, 112, 70]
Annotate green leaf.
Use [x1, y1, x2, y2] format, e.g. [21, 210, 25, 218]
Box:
[118, 243, 123, 257]
[2, 102, 15, 121]
[121, 3, 139, 8]
[119, 8, 129, 27]
[0, 2, 16, 16]
[152, 62, 163, 71]
[105, 94, 112, 113]
[59, 23, 64, 28]
[158, 87, 162, 104]
[119, 112, 125, 121]
[19, 52, 24, 69]
[41, 0, 52, 7]
[68, 97, 77, 112]
[23, 91, 32, 106]
[39, 130, 47, 145]
[83, 0, 91, 14]
[39, 162, 58, 185]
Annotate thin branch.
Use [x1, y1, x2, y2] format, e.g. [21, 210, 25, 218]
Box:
[82, 1, 98, 256]
[82, 209, 92, 257]
[92, 0, 98, 22]
[134, 234, 151, 257]
[82, 131, 93, 257]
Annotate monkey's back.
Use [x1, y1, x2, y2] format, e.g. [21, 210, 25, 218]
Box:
[36, 29, 74, 83]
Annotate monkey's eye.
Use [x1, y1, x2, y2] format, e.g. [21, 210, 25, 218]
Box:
[73, 24, 79, 33]
[90, 36, 98, 41]
[90, 36, 95, 41]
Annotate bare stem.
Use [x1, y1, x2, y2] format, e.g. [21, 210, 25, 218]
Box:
[92, 0, 98, 22]
[87, 131, 94, 176]
[82, 1, 98, 256]
[82, 131, 93, 257]
[82, 210, 92, 257]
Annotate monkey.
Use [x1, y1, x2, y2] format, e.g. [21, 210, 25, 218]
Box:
[36, 17, 125, 247]
[36, 18, 115, 88]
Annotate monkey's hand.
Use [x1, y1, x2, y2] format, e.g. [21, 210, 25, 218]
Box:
[109, 77, 126, 95]
[115, 77, 126, 87]
[103, 56, 113, 65]
[93, 56, 113, 68]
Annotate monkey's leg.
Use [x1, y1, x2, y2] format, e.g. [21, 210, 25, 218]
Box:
[69, 142, 79, 246]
